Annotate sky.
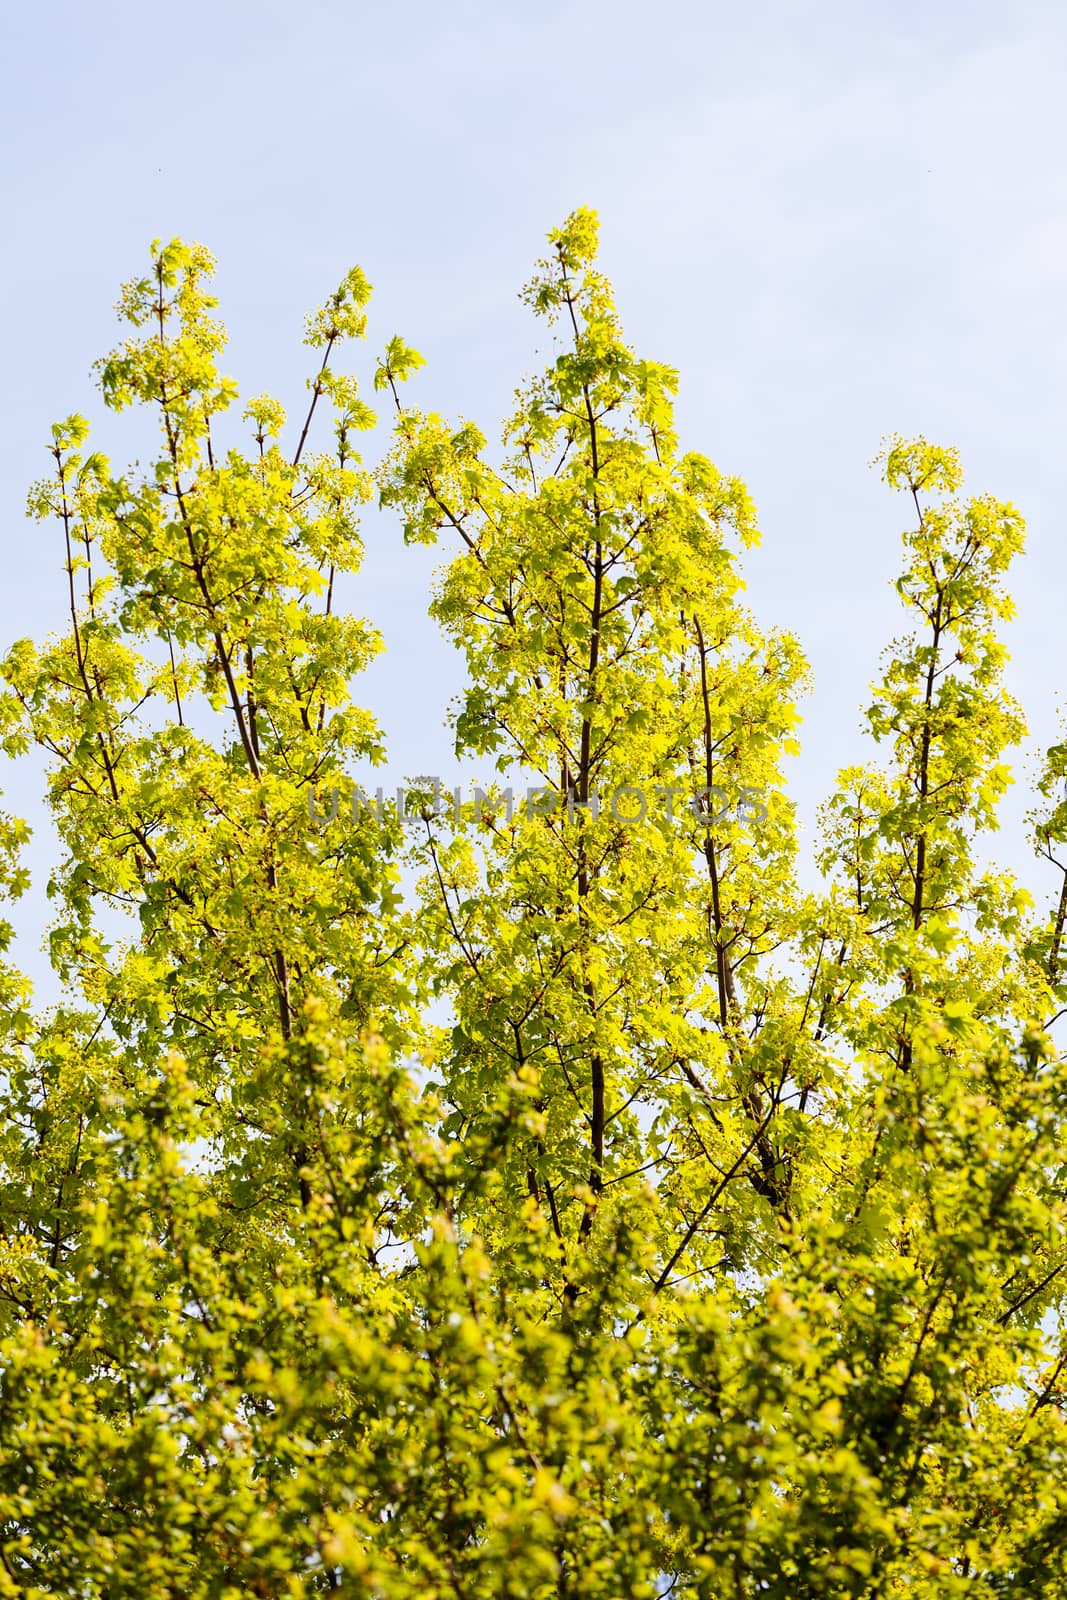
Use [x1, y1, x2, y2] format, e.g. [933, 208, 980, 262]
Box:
[2, 0, 1066, 989]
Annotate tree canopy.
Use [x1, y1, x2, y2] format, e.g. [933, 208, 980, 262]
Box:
[1, 210, 1067, 1597]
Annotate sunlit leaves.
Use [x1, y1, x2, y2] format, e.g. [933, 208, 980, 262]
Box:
[1, 216, 1067, 1598]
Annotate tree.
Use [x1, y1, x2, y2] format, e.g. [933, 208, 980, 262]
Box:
[0, 212, 1066, 1596]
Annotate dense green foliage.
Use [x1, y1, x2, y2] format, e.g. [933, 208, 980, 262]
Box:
[1, 212, 1067, 1595]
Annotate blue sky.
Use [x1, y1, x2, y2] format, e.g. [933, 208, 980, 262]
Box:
[2, 0, 1066, 985]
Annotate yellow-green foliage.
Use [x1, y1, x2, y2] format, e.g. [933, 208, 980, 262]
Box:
[1, 215, 1067, 1596]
